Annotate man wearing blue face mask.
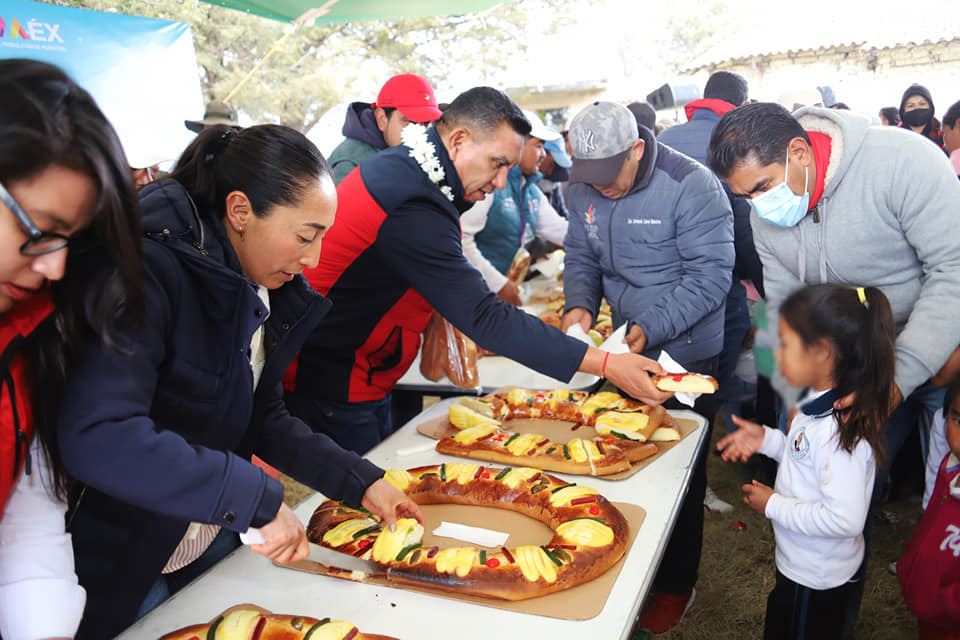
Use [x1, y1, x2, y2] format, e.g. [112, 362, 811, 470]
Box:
[708, 101, 960, 635]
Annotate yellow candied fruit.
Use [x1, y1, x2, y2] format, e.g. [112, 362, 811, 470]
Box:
[505, 432, 546, 456]
[449, 403, 500, 431]
[513, 545, 558, 583]
[444, 462, 480, 484]
[434, 547, 477, 577]
[565, 438, 600, 463]
[370, 518, 421, 563]
[456, 396, 495, 417]
[580, 391, 625, 415]
[382, 468, 413, 492]
[451, 423, 499, 445]
[556, 518, 614, 547]
[546, 389, 580, 408]
[322, 518, 379, 548]
[217, 610, 262, 640]
[500, 467, 542, 489]
[548, 485, 600, 508]
[307, 621, 358, 640]
[595, 411, 649, 434]
[506, 388, 534, 406]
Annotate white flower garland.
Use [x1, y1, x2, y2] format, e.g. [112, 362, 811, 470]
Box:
[401, 123, 455, 202]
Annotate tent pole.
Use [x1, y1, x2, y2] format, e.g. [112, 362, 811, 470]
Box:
[222, 0, 341, 105]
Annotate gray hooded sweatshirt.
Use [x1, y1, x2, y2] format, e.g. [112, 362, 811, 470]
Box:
[755, 107, 960, 399]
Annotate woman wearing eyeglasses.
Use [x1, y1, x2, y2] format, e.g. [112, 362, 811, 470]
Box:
[54, 122, 422, 638]
[0, 60, 144, 640]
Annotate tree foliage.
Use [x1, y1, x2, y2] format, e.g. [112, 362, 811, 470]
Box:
[53, 0, 578, 132]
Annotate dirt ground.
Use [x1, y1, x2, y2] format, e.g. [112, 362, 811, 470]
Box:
[636, 416, 921, 639]
[279, 409, 924, 639]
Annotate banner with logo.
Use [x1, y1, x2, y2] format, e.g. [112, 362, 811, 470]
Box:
[0, 0, 204, 167]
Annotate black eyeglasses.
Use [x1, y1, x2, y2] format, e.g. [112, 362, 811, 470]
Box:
[0, 180, 71, 256]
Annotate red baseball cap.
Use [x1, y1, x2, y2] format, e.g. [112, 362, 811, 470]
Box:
[372, 73, 443, 123]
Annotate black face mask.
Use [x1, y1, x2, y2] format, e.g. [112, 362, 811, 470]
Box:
[902, 108, 933, 128]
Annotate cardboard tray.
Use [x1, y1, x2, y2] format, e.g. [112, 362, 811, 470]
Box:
[280, 501, 645, 621]
[417, 408, 698, 480]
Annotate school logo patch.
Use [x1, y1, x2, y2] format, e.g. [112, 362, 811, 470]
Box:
[790, 428, 809, 461]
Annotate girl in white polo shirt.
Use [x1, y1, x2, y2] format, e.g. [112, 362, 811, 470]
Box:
[718, 283, 895, 640]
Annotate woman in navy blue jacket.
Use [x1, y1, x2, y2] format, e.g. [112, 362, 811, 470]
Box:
[56, 124, 422, 639]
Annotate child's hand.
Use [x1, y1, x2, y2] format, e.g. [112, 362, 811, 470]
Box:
[742, 479, 774, 515]
[716, 414, 766, 462]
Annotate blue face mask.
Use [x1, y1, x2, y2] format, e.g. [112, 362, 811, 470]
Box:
[749, 151, 810, 227]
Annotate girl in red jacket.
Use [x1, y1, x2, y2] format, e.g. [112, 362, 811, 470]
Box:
[0, 59, 143, 639]
[899, 373, 960, 638]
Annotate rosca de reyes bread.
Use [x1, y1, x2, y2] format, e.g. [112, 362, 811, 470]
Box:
[156, 606, 397, 640]
[653, 372, 719, 393]
[307, 465, 629, 601]
[434, 389, 677, 476]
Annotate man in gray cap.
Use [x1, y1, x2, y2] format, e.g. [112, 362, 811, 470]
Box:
[184, 100, 240, 133]
[561, 100, 733, 633]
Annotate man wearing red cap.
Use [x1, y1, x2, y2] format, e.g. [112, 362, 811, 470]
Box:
[328, 73, 443, 184]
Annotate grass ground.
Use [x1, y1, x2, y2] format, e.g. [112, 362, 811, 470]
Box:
[279, 407, 923, 639]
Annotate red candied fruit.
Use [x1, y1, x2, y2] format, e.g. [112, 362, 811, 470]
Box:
[357, 538, 372, 549]
[672, 375, 684, 382]
[589, 506, 600, 515]
[486, 558, 500, 568]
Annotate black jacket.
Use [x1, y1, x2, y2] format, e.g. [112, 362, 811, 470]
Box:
[58, 179, 383, 638]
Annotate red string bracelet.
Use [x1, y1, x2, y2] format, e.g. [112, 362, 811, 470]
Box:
[601, 351, 609, 378]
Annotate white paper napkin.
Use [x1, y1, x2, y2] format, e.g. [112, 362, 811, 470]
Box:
[658, 350, 698, 407]
[565, 322, 631, 354]
[564, 322, 594, 347]
[395, 441, 437, 456]
[600, 323, 630, 354]
[432, 521, 509, 547]
[533, 250, 565, 279]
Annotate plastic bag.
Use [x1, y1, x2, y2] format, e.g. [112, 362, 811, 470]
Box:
[420, 312, 479, 389]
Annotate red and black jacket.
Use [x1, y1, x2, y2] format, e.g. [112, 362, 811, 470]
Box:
[1, 289, 53, 514]
[288, 126, 587, 403]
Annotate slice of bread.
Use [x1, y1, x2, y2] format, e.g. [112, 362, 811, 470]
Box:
[655, 373, 719, 394]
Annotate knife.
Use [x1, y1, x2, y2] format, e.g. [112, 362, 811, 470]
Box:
[279, 543, 471, 592]
[277, 542, 385, 580]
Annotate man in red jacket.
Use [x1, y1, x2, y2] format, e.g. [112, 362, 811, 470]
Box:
[285, 87, 673, 454]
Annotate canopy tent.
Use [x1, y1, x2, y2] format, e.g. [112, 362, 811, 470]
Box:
[201, 0, 505, 25]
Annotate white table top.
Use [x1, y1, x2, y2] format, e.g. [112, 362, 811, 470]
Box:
[117, 399, 707, 640]
[396, 272, 599, 394]
[396, 350, 600, 394]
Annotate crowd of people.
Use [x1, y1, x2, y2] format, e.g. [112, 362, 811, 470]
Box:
[2, 54, 960, 640]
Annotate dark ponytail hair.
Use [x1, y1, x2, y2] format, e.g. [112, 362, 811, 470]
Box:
[780, 284, 896, 463]
[0, 59, 145, 499]
[168, 124, 332, 226]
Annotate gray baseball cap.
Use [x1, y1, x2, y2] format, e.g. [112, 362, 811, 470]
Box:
[568, 101, 639, 185]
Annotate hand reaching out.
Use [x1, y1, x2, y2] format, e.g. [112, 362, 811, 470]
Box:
[561, 307, 593, 333]
[362, 478, 424, 532]
[716, 414, 766, 463]
[741, 479, 774, 515]
[623, 325, 647, 354]
[250, 502, 309, 564]
[602, 352, 673, 406]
